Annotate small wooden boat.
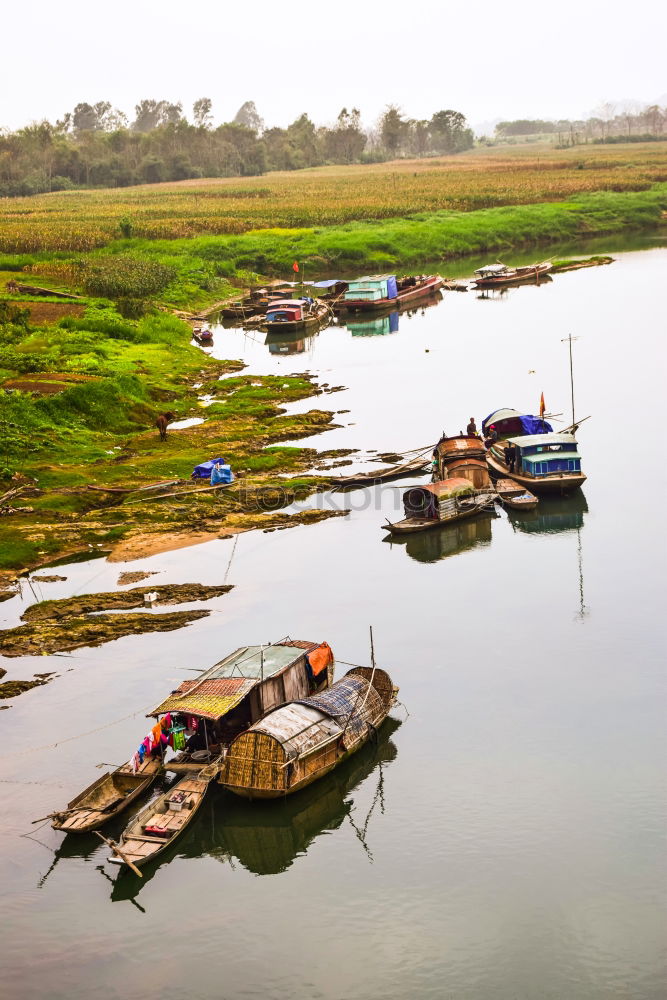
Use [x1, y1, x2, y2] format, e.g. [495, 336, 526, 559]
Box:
[383, 477, 496, 535]
[495, 478, 538, 510]
[332, 455, 429, 489]
[193, 327, 213, 345]
[337, 274, 443, 313]
[51, 757, 161, 833]
[263, 298, 330, 332]
[107, 774, 210, 870]
[218, 666, 395, 799]
[472, 261, 552, 288]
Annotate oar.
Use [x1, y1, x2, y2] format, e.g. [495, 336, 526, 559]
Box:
[94, 831, 143, 878]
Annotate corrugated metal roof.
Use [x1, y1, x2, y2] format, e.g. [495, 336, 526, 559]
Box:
[200, 644, 307, 681]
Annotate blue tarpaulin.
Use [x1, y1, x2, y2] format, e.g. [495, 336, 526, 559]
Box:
[211, 463, 234, 486]
[386, 275, 398, 298]
[519, 414, 553, 435]
[311, 279, 343, 288]
[482, 409, 552, 435]
[192, 457, 224, 479]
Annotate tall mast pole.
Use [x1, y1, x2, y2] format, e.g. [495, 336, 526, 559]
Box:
[568, 333, 575, 427]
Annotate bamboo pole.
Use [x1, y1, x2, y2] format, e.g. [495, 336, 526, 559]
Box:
[94, 831, 143, 877]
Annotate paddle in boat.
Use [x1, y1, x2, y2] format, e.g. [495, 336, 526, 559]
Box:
[383, 476, 496, 536]
[50, 757, 161, 834]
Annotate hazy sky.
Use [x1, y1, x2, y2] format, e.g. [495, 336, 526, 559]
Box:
[1, 0, 664, 133]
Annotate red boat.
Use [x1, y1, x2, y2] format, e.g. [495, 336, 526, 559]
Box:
[337, 274, 443, 313]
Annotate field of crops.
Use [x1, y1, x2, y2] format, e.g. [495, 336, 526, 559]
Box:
[2, 143, 666, 253]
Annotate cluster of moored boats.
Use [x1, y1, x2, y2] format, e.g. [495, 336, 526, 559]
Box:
[384, 406, 585, 536]
[47, 640, 396, 876]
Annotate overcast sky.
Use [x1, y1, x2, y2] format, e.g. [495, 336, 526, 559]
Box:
[1, 0, 664, 133]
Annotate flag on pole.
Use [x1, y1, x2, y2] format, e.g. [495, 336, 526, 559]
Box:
[539, 392, 546, 418]
[292, 261, 299, 273]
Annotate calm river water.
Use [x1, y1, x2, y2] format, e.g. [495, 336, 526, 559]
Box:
[1, 244, 666, 1000]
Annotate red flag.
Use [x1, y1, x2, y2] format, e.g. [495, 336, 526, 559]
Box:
[539, 392, 546, 418]
[292, 261, 299, 273]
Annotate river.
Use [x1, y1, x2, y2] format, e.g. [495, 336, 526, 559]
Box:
[1, 244, 665, 1000]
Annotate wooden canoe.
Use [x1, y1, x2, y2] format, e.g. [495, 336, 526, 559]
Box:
[107, 774, 210, 870]
[52, 757, 161, 833]
[332, 455, 429, 488]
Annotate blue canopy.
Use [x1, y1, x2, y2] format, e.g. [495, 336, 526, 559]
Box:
[482, 409, 552, 435]
[310, 279, 344, 288]
[518, 415, 553, 435]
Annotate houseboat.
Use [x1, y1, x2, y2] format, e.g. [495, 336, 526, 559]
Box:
[472, 261, 552, 288]
[149, 639, 335, 773]
[433, 434, 491, 488]
[337, 274, 443, 312]
[383, 477, 496, 536]
[264, 298, 330, 332]
[218, 666, 396, 799]
[486, 432, 586, 494]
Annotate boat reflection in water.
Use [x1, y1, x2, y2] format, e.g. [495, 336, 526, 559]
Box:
[475, 276, 553, 302]
[107, 717, 401, 900]
[345, 311, 399, 337]
[384, 513, 495, 564]
[506, 489, 588, 534]
[265, 327, 319, 355]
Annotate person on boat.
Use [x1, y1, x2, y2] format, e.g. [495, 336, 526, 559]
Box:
[507, 443, 517, 473]
[504, 444, 513, 471]
[488, 425, 498, 443]
[466, 417, 478, 436]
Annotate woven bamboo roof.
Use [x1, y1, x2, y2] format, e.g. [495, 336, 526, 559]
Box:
[150, 677, 255, 720]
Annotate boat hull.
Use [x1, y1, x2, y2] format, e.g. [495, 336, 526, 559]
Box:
[473, 264, 553, 288]
[108, 774, 210, 870]
[52, 758, 161, 833]
[486, 452, 586, 494]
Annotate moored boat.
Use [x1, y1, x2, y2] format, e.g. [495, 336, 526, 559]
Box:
[218, 666, 396, 799]
[337, 274, 443, 312]
[383, 476, 496, 536]
[193, 327, 213, 345]
[486, 433, 586, 494]
[106, 774, 210, 871]
[149, 638, 335, 774]
[495, 478, 539, 510]
[263, 298, 330, 332]
[332, 455, 429, 488]
[433, 434, 490, 488]
[472, 261, 552, 288]
[51, 757, 161, 833]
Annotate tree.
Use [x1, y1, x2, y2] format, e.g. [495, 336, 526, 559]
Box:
[193, 97, 213, 128]
[233, 101, 264, 134]
[325, 107, 366, 163]
[132, 100, 184, 132]
[379, 105, 408, 157]
[431, 109, 472, 153]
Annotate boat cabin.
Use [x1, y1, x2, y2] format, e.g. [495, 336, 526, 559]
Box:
[403, 477, 475, 521]
[344, 274, 398, 302]
[433, 434, 490, 487]
[148, 639, 334, 770]
[492, 433, 582, 477]
[474, 264, 510, 279]
[265, 299, 310, 323]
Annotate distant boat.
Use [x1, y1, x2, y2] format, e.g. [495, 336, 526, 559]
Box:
[472, 261, 552, 288]
[337, 274, 443, 312]
[218, 666, 396, 799]
[193, 327, 213, 345]
[383, 477, 496, 536]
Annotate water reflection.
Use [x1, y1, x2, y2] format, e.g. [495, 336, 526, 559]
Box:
[506, 489, 588, 534]
[384, 513, 495, 564]
[102, 718, 401, 901]
[346, 312, 399, 337]
[475, 275, 553, 301]
[265, 328, 318, 355]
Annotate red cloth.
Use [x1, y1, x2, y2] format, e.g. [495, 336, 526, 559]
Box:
[308, 642, 334, 677]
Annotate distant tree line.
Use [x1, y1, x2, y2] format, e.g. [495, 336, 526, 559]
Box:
[0, 100, 473, 197]
[492, 102, 666, 145]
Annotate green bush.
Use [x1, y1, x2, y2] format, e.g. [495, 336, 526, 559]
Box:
[79, 255, 177, 299]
